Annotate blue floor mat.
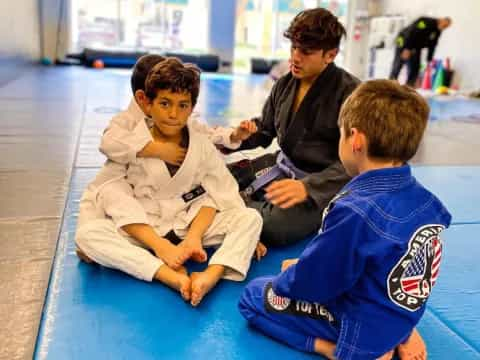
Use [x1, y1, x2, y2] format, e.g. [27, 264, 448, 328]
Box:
[35, 171, 317, 360]
[35, 169, 480, 360]
[424, 224, 480, 355]
[412, 166, 480, 224]
[428, 97, 480, 121]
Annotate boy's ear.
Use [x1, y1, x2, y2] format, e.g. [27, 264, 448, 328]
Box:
[350, 128, 366, 153]
[135, 89, 151, 116]
[324, 48, 338, 64]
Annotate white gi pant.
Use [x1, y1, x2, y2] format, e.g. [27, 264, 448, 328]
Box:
[76, 207, 262, 282]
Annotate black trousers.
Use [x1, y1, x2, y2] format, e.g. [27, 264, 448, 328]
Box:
[228, 153, 323, 247]
[389, 47, 421, 86]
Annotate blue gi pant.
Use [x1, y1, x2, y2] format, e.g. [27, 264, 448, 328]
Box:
[239, 276, 339, 354]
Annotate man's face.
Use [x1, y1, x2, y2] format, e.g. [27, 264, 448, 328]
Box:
[289, 44, 337, 79]
[146, 89, 193, 137]
[438, 18, 451, 30]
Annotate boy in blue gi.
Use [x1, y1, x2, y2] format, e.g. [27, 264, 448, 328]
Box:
[239, 79, 452, 359]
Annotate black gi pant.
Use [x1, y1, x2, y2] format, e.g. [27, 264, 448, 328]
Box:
[389, 47, 421, 86]
[228, 153, 325, 247]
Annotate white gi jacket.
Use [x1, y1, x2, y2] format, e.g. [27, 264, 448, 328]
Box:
[77, 121, 261, 282]
[99, 98, 241, 165]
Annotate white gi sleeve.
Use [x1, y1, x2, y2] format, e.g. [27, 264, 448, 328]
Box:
[99, 112, 151, 164]
[200, 140, 245, 211]
[189, 115, 241, 150]
[97, 177, 150, 229]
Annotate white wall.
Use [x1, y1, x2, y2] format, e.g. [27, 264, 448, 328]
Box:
[382, 0, 480, 91]
[0, 0, 40, 60]
[0, 0, 40, 85]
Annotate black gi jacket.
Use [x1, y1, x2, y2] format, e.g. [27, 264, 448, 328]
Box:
[397, 17, 441, 61]
[239, 63, 359, 207]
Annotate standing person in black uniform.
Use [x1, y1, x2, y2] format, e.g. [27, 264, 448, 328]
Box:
[389, 17, 452, 86]
[229, 8, 360, 247]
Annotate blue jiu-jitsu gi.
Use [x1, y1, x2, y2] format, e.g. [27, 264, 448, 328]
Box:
[239, 165, 451, 359]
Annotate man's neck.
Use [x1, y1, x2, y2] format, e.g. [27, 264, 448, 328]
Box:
[300, 75, 319, 88]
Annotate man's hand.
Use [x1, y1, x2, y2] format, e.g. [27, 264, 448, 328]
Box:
[281, 258, 299, 272]
[401, 49, 411, 60]
[230, 120, 258, 143]
[265, 179, 308, 209]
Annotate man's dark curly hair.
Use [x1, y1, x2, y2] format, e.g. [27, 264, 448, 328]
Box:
[145, 57, 201, 107]
[284, 8, 346, 52]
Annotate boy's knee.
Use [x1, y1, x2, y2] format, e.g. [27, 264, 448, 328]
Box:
[260, 209, 319, 247]
[234, 208, 263, 232]
[261, 216, 295, 247]
[76, 219, 115, 247]
[245, 208, 263, 228]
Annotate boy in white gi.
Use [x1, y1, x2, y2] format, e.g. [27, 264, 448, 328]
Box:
[83, 54, 266, 260]
[76, 58, 263, 307]
[239, 80, 452, 359]
[99, 54, 258, 170]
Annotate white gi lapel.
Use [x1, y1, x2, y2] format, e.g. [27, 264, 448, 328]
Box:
[132, 118, 173, 196]
[144, 122, 199, 197]
[167, 123, 198, 191]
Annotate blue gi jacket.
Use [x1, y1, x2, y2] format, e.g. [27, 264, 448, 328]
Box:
[272, 165, 452, 357]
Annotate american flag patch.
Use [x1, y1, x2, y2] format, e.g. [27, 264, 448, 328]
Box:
[388, 224, 445, 312]
[401, 237, 442, 297]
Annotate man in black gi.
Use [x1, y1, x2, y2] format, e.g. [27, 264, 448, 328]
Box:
[229, 8, 359, 246]
[389, 17, 452, 86]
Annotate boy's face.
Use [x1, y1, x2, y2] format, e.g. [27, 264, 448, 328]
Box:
[289, 44, 337, 80]
[338, 125, 359, 177]
[145, 89, 193, 137]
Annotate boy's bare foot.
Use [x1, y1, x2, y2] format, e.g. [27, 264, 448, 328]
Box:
[377, 350, 394, 360]
[155, 241, 193, 270]
[190, 265, 225, 307]
[76, 248, 94, 264]
[154, 264, 191, 301]
[313, 338, 336, 359]
[397, 329, 427, 360]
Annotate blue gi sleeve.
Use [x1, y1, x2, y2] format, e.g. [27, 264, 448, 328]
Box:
[272, 204, 367, 304]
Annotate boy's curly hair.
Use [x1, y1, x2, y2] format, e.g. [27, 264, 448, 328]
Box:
[145, 57, 201, 106]
[130, 54, 166, 94]
[284, 8, 346, 52]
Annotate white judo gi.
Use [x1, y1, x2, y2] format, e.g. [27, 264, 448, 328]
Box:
[76, 120, 262, 282]
[99, 98, 242, 165]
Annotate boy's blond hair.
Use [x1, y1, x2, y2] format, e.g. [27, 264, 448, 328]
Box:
[340, 80, 430, 162]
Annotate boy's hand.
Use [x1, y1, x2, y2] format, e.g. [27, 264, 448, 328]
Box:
[281, 258, 299, 272]
[179, 236, 207, 263]
[230, 120, 258, 143]
[155, 141, 187, 166]
[154, 240, 193, 270]
[265, 179, 308, 209]
[254, 242, 267, 260]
